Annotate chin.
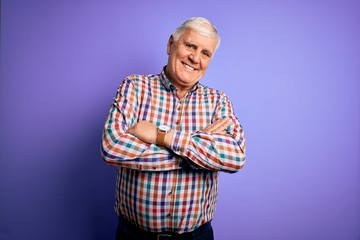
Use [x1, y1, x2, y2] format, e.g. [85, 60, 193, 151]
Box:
[180, 78, 198, 85]
[181, 74, 201, 82]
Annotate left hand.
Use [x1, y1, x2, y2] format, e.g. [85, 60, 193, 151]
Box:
[203, 117, 231, 134]
[127, 121, 158, 144]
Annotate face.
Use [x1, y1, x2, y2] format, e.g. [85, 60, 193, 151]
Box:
[165, 28, 218, 91]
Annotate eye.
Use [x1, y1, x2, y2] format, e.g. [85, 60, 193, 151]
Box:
[202, 50, 212, 59]
[185, 42, 196, 50]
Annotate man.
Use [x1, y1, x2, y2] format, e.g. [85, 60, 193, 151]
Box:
[101, 17, 246, 240]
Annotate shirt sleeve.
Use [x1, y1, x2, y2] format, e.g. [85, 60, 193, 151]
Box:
[101, 78, 182, 171]
[170, 94, 246, 173]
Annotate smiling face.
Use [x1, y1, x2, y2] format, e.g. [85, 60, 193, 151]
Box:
[165, 28, 218, 93]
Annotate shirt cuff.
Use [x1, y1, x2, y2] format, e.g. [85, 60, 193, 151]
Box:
[170, 130, 191, 155]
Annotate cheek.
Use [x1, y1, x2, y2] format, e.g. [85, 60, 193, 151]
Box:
[200, 62, 210, 71]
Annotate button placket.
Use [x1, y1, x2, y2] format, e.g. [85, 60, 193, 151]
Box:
[174, 100, 182, 127]
[177, 101, 181, 110]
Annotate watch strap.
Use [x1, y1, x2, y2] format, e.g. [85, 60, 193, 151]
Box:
[156, 130, 167, 146]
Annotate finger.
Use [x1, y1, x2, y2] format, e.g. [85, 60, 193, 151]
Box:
[204, 118, 230, 133]
[203, 121, 219, 132]
[218, 129, 228, 134]
[212, 120, 231, 134]
[126, 127, 134, 134]
[206, 118, 228, 132]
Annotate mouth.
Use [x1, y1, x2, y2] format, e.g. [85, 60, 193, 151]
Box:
[182, 62, 197, 71]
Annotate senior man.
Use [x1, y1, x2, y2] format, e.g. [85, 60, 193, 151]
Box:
[101, 17, 246, 240]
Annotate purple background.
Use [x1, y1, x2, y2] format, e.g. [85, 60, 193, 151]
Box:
[1, 0, 359, 239]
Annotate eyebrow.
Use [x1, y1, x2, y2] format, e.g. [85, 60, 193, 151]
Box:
[183, 40, 214, 57]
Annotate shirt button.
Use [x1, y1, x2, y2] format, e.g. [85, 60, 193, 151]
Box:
[167, 213, 172, 218]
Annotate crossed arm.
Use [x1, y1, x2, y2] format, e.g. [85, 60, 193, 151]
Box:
[127, 118, 231, 148]
[101, 78, 246, 172]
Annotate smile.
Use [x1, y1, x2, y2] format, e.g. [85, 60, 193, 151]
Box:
[183, 63, 196, 71]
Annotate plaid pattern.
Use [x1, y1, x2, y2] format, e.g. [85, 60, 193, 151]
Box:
[101, 69, 246, 233]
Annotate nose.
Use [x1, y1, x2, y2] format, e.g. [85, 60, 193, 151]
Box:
[189, 51, 200, 64]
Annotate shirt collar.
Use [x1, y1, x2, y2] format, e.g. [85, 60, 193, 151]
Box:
[160, 66, 200, 93]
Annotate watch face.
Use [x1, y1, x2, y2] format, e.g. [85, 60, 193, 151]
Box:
[159, 125, 171, 132]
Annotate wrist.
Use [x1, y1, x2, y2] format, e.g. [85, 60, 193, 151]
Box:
[163, 129, 174, 148]
[156, 125, 171, 146]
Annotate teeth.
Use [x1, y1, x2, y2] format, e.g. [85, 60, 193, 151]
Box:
[183, 63, 195, 71]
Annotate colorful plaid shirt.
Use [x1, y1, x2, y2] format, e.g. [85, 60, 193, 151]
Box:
[101, 68, 246, 233]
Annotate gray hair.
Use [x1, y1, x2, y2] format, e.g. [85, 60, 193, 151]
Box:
[172, 17, 221, 50]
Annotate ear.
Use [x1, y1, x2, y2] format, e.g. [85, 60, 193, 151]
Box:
[166, 35, 174, 55]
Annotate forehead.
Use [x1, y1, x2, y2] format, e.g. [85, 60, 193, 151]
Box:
[178, 29, 218, 53]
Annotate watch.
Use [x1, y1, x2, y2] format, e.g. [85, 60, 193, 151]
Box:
[156, 125, 171, 146]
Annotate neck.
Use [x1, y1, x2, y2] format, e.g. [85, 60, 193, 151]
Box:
[176, 90, 188, 99]
[164, 67, 196, 99]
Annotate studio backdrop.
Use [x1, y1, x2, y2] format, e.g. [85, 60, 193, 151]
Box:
[1, 0, 359, 239]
